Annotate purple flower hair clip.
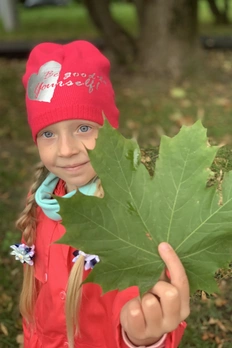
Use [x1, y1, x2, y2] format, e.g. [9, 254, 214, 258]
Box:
[72, 250, 100, 271]
[10, 243, 35, 266]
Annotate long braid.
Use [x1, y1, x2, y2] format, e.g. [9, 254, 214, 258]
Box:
[66, 255, 85, 348]
[16, 162, 48, 322]
[66, 179, 104, 348]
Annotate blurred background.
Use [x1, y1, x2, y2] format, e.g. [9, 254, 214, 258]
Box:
[1, 1, 232, 347]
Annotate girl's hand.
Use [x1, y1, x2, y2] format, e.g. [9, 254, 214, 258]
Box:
[120, 242, 190, 346]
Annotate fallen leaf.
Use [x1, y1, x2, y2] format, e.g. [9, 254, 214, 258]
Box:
[16, 333, 24, 348]
[0, 322, 8, 336]
[170, 87, 186, 99]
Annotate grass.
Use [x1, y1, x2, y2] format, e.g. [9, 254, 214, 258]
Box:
[0, 1, 232, 41]
[1, 2, 232, 347]
[113, 49, 232, 148]
[180, 279, 232, 347]
[1, 51, 232, 348]
[0, 2, 138, 41]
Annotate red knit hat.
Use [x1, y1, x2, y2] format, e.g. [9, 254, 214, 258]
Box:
[22, 40, 119, 141]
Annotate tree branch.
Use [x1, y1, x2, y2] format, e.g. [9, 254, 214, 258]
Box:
[83, 0, 137, 64]
[207, 0, 229, 24]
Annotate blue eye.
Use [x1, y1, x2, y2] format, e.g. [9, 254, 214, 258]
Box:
[79, 125, 91, 133]
[43, 131, 54, 138]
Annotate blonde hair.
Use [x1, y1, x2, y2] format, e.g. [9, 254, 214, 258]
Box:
[66, 255, 85, 348]
[16, 162, 49, 322]
[17, 164, 103, 347]
[66, 178, 104, 347]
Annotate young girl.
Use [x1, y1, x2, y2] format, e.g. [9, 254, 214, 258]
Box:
[11, 40, 189, 348]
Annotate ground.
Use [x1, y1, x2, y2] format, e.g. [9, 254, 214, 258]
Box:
[1, 48, 232, 347]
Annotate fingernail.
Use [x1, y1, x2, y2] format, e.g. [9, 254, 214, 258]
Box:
[159, 242, 171, 251]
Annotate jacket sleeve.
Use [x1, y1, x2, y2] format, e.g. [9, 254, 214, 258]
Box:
[112, 287, 186, 348]
[164, 322, 186, 348]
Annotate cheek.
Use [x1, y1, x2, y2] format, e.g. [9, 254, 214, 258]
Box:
[82, 138, 97, 151]
[38, 146, 52, 165]
[88, 163, 97, 178]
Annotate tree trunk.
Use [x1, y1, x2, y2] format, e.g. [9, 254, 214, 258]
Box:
[224, 0, 229, 15]
[134, 0, 145, 30]
[83, 0, 199, 79]
[83, 0, 137, 64]
[207, 0, 230, 24]
[137, 0, 199, 78]
[0, 0, 19, 32]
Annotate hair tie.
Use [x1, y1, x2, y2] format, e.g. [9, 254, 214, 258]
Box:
[72, 250, 100, 271]
[10, 244, 35, 266]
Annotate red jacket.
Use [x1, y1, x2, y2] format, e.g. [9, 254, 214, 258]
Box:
[23, 180, 186, 348]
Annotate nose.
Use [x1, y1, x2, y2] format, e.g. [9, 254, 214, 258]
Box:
[57, 134, 81, 157]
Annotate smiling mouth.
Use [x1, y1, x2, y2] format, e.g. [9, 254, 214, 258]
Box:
[60, 162, 89, 170]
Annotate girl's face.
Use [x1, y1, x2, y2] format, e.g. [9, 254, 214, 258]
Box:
[37, 119, 100, 192]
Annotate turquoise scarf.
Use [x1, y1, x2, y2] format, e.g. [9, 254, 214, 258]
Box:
[35, 172, 97, 221]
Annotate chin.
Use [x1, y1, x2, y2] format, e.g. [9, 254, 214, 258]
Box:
[69, 176, 97, 189]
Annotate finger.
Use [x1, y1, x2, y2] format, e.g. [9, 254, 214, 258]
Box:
[158, 242, 190, 319]
[150, 281, 181, 332]
[141, 292, 163, 336]
[159, 268, 170, 282]
[120, 297, 146, 339]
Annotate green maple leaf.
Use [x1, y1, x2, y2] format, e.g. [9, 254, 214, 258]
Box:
[58, 120, 232, 295]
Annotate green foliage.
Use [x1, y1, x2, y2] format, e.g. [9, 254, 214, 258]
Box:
[58, 120, 232, 295]
[1, 52, 232, 347]
[0, 2, 137, 41]
[1, 1, 232, 41]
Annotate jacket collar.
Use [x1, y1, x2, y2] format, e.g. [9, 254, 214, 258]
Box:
[35, 172, 98, 221]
